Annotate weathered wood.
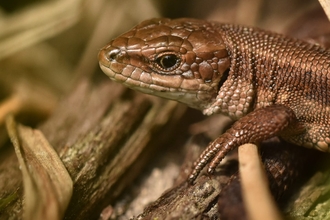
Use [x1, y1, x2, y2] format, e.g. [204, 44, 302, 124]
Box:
[0, 77, 187, 219]
[1, 1, 330, 220]
[133, 137, 323, 220]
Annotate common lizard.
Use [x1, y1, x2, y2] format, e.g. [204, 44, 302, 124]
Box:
[98, 18, 330, 183]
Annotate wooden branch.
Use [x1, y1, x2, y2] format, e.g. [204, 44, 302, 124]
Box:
[0, 77, 187, 219]
[133, 137, 326, 220]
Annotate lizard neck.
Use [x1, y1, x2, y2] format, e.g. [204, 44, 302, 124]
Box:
[204, 22, 330, 122]
[203, 24, 258, 119]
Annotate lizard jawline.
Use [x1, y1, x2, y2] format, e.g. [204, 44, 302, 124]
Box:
[99, 64, 212, 110]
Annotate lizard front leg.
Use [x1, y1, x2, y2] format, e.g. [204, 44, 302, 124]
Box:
[189, 104, 305, 183]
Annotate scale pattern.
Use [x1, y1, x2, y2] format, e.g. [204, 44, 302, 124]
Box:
[98, 18, 330, 182]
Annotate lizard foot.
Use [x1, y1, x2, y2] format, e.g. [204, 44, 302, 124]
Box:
[188, 104, 302, 184]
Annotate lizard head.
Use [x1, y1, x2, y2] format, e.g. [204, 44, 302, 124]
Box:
[98, 18, 230, 110]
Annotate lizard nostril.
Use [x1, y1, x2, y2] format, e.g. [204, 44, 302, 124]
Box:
[108, 49, 121, 61]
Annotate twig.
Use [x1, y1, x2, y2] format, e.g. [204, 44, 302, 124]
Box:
[239, 143, 282, 220]
[319, 0, 330, 21]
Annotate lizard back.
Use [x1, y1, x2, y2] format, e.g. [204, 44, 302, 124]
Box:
[99, 18, 330, 152]
[211, 23, 330, 151]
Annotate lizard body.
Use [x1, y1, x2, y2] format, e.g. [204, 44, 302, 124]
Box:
[98, 18, 330, 182]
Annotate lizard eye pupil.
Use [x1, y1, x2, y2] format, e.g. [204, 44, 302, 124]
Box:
[155, 54, 180, 71]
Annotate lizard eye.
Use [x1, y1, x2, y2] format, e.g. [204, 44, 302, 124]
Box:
[155, 53, 181, 71]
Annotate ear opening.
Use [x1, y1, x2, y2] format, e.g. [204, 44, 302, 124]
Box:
[218, 68, 229, 89]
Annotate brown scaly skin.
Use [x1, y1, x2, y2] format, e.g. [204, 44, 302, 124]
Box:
[98, 18, 330, 183]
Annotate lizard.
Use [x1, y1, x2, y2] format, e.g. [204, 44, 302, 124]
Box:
[98, 18, 330, 183]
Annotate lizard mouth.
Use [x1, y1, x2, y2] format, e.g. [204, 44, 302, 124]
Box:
[99, 46, 194, 94]
[98, 47, 217, 110]
[98, 49, 187, 94]
[99, 63, 201, 104]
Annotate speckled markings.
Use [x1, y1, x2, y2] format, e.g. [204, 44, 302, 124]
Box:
[98, 18, 330, 182]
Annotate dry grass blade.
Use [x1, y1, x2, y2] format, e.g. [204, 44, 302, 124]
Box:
[319, 0, 330, 21]
[0, 94, 22, 125]
[0, 0, 86, 60]
[0, 81, 57, 127]
[235, 0, 263, 25]
[239, 144, 283, 220]
[5, 115, 73, 220]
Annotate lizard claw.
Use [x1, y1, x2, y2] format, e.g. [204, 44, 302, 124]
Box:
[188, 137, 233, 184]
[188, 105, 300, 184]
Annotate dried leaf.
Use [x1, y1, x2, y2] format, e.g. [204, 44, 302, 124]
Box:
[6, 115, 72, 220]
